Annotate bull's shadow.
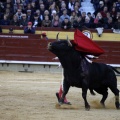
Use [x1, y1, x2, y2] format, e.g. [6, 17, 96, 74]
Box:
[48, 35, 120, 110]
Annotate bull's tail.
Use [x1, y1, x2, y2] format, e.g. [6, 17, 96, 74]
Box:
[111, 66, 120, 74]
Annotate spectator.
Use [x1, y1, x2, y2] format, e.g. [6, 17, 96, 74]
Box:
[81, 11, 86, 23]
[103, 12, 111, 23]
[104, 0, 112, 11]
[94, 1, 104, 16]
[0, 14, 10, 25]
[60, 9, 70, 23]
[36, 9, 43, 21]
[104, 17, 113, 29]
[4, 8, 13, 20]
[73, 16, 84, 30]
[24, 22, 35, 34]
[68, 0, 76, 13]
[24, 3, 32, 13]
[10, 14, 19, 26]
[113, 16, 120, 29]
[0, 1, 4, 13]
[31, 1, 36, 14]
[32, 12, 42, 27]
[41, 32, 48, 40]
[15, 9, 23, 21]
[42, 15, 51, 27]
[110, 7, 117, 22]
[19, 13, 28, 27]
[83, 17, 91, 28]
[75, 1, 81, 8]
[5, 3, 13, 14]
[94, 12, 104, 28]
[44, 0, 54, 10]
[100, 6, 108, 18]
[70, 11, 78, 27]
[43, 10, 51, 20]
[49, 2, 59, 14]
[74, 5, 81, 16]
[116, 11, 120, 21]
[92, 0, 100, 13]
[116, 0, 120, 12]
[26, 10, 33, 22]
[0, 26, 2, 33]
[13, 0, 22, 13]
[39, 3, 45, 16]
[51, 10, 57, 20]
[52, 15, 60, 27]
[87, 12, 94, 24]
[59, 2, 67, 16]
[61, 17, 71, 30]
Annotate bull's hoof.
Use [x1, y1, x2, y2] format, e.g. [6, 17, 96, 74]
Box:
[100, 102, 106, 108]
[56, 92, 71, 105]
[64, 101, 71, 105]
[85, 105, 90, 111]
[115, 102, 119, 109]
[56, 92, 60, 102]
[59, 101, 64, 105]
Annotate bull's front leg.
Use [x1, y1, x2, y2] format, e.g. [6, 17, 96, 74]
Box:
[59, 80, 70, 104]
[82, 88, 90, 110]
[82, 81, 90, 110]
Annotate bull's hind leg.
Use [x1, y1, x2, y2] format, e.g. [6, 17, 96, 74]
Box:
[109, 87, 119, 109]
[100, 91, 108, 108]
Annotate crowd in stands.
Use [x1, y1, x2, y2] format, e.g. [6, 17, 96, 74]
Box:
[0, 0, 120, 33]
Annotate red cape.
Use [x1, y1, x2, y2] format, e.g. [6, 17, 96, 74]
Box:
[71, 29, 105, 56]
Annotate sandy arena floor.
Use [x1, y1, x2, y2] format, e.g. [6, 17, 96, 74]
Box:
[0, 71, 120, 120]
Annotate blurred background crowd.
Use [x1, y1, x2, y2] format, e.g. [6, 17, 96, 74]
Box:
[0, 0, 120, 30]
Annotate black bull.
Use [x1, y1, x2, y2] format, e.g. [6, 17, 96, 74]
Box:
[48, 39, 120, 110]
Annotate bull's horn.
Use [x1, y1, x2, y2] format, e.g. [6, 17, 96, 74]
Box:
[56, 33, 60, 41]
[67, 36, 72, 47]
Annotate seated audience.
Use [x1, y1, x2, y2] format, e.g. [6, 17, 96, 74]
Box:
[24, 22, 35, 34]
[83, 17, 91, 28]
[73, 16, 84, 30]
[70, 11, 78, 27]
[0, 0, 119, 30]
[51, 10, 57, 20]
[116, 0, 120, 12]
[61, 17, 71, 30]
[104, 17, 113, 29]
[36, 9, 43, 21]
[74, 5, 81, 16]
[0, 26, 2, 33]
[43, 10, 51, 20]
[110, 7, 117, 22]
[26, 10, 33, 22]
[59, 2, 67, 17]
[10, 14, 19, 26]
[0, 14, 10, 25]
[32, 12, 42, 27]
[19, 13, 28, 27]
[15, 9, 23, 21]
[42, 15, 51, 27]
[60, 9, 70, 23]
[113, 16, 120, 29]
[87, 12, 94, 23]
[94, 12, 104, 28]
[52, 15, 60, 27]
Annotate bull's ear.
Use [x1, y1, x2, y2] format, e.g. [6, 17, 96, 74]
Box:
[67, 36, 72, 47]
[56, 33, 60, 41]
